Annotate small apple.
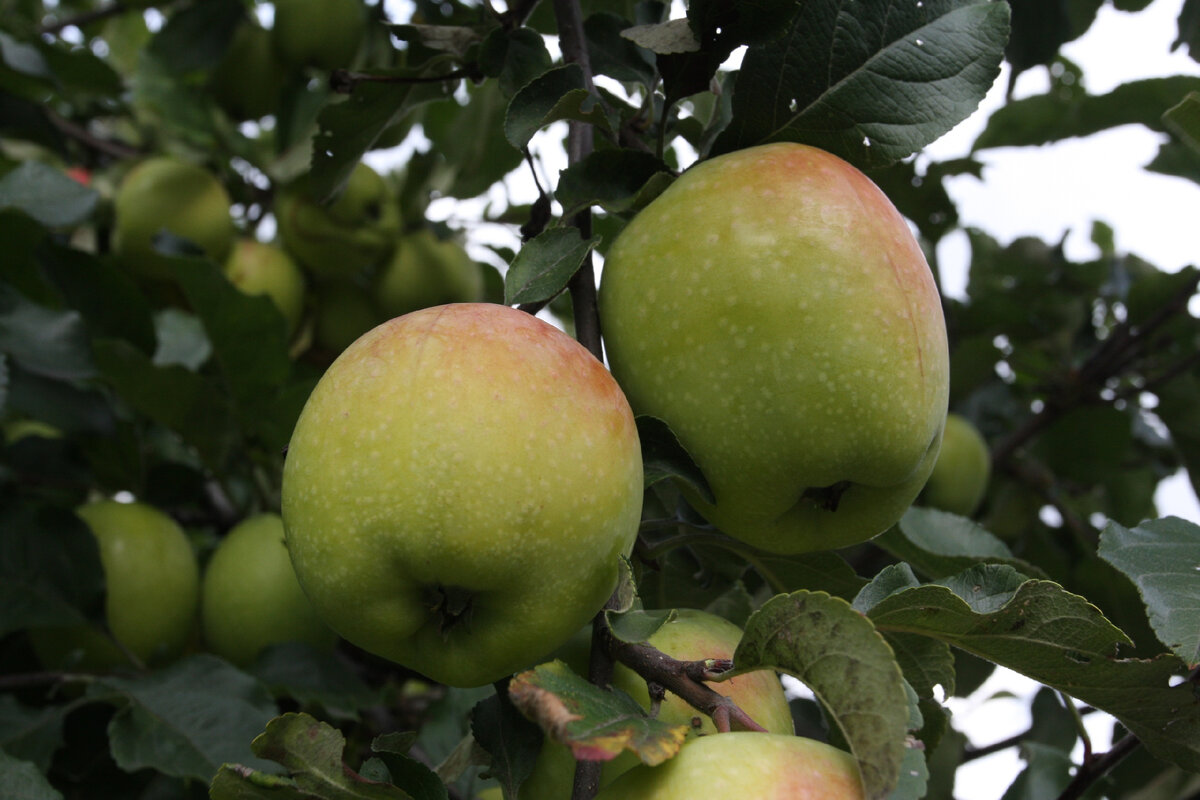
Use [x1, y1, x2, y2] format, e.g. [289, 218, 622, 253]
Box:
[275, 162, 401, 280]
[312, 281, 384, 353]
[519, 609, 794, 798]
[375, 229, 485, 318]
[4, 418, 62, 443]
[210, 19, 287, 121]
[200, 513, 336, 667]
[30, 501, 200, 671]
[920, 413, 991, 516]
[599, 142, 949, 555]
[271, 0, 365, 71]
[593, 732, 864, 799]
[112, 157, 235, 279]
[280, 303, 643, 687]
[224, 238, 308, 335]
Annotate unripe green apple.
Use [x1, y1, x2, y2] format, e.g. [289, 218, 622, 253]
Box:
[224, 238, 308, 335]
[210, 19, 286, 121]
[920, 413, 991, 516]
[281, 303, 644, 687]
[271, 0, 366, 71]
[594, 731, 864, 799]
[4, 418, 61, 443]
[30, 501, 200, 671]
[599, 142, 948, 555]
[275, 162, 401, 280]
[200, 513, 336, 667]
[375, 229, 485, 318]
[112, 157, 236, 279]
[519, 609, 794, 798]
[313, 282, 383, 352]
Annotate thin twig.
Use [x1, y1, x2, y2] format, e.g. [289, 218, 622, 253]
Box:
[1056, 734, 1141, 800]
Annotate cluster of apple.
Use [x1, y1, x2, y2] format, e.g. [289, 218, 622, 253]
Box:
[278, 142, 957, 797]
[29, 500, 333, 673]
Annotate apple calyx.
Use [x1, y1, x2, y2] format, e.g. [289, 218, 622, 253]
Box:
[800, 480, 853, 512]
[422, 584, 476, 637]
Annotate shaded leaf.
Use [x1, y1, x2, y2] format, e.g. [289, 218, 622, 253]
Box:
[504, 64, 614, 149]
[873, 506, 1047, 580]
[1099, 517, 1200, 667]
[1178, 0, 1200, 63]
[584, 12, 656, 86]
[1000, 741, 1075, 800]
[0, 160, 98, 227]
[731, 591, 909, 800]
[1164, 90, 1200, 154]
[0, 694, 66, 773]
[503, 227, 600, 305]
[37, 245, 155, 354]
[470, 689, 540, 798]
[635, 415, 713, 504]
[0, 283, 93, 381]
[556, 150, 672, 217]
[146, 0, 243, 74]
[479, 26, 553, 96]
[252, 643, 380, 716]
[621, 18, 699, 54]
[423, 80, 525, 200]
[0, 749, 61, 800]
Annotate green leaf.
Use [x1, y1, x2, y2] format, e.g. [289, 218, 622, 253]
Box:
[423, 80, 526, 200]
[731, 591, 909, 800]
[210, 766, 309, 800]
[1000, 741, 1075, 800]
[555, 150, 672, 217]
[251, 642, 380, 716]
[507, 660, 688, 766]
[93, 654, 279, 781]
[0, 749, 62, 800]
[0, 283, 94, 381]
[504, 64, 614, 150]
[866, 565, 1200, 773]
[1178, 0, 1200, 63]
[1164, 91, 1200, 154]
[1099, 517, 1200, 667]
[1147, 137, 1200, 185]
[503, 227, 600, 305]
[873, 506, 1047, 580]
[714, 0, 1011, 169]
[36, 245, 155, 354]
[0, 690, 67, 773]
[152, 308, 212, 370]
[0, 31, 52, 80]
[370, 734, 448, 800]
[584, 13, 656, 87]
[606, 608, 674, 645]
[0, 160, 98, 227]
[145, 0, 243, 74]
[479, 26, 553, 96]
[470, 689, 540, 799]
[884, 632, 957, 700]
[974, 76, 1200, 150]
[635, 415, 714, 504]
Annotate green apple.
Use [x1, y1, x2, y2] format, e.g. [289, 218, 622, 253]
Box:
[112, 157, 236, 279]
[200, 513, 336, 667]
[920, 413, 991, 516]
[4, 418, 61, 443]
[599, 142, 948, 555]
[30, 501, 200, 671]
[594, 732, 864, 799]
[224, 238, 308, 335]
[281, 303, 643, 687]
[313, 281, 383, 352]
[275, 162, 401, 280]
[375, 229, 485, 318]
[271, 0, 365, 71]
[519, 609, 794, 798]
[210, 19, 287, 120]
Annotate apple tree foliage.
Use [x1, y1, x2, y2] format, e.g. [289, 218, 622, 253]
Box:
[2, 0, 1200, 799]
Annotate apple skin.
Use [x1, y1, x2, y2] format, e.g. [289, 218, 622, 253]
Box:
[375, 229, 485, 318]
[598, 142, 948, 555]
[224, 239, 308, 335]
[30, 501, 200, 671]
[112, 157, 235, 279]
[271, 0, 365, 71]
[920, 413, 991, 516]
[280, 303, 644, 687]
[519, 609, 794, 798]
[200, 513, 336, 667]
[210, 20, 286, 121]
[594, 732, 864, 799]
[275, 162, 401, 280]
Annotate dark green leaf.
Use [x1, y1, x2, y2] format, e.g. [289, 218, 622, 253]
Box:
[1149, 137, 1200, 185]
[479, 26, 552, 96]
[251, 642, 380, 716]
[37, 245, 155, 354]
[555, 150, 672, 216]
[731, 591, 909, 800]
[146, 0, 244, 74]
[635, 414, 713, 503]
[606, 608, 674, 644]
[470, 689, 540, 799]
[873, 506, 1047, 580]
[0, 749, 61, 800]
[584, 12, 656, 86]
[423, 80, 525, 200]
[503, 227, 600, 305]
[686, 0, 801, 47]
[714, 0, 1011, 169]
[0, 160, 98, 227]
[1099, 518, 1200, 666]
[1000, 741, 1075, 800]
[884, 632, 957, 700]
[1178, 0, 1200, 63]
[504, 64, 614, 149]
[1164, 90, 1200, 154]
[1003, 0, 1099, 76]
[0, 283, 94, 381]
[0, 694, 66, 773]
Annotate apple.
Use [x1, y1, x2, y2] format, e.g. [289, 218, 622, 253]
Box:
[275, 162, 401, 280]
[375, 229, 485, 318]
[598, 142, 948, 555]
[593, 732, 864, 799]
[920, 413, 991, 516]
[112, 157, 236, 279]
[312, 281, 384, 353]
[519, 608, 794, 798]
[210, 19, 286, 121]
[200, 513, 336, 667]
[271, 0, 365, 71]
[4, 418, 61, 443]
[280, 303, 643, 687]
[30, 501, 200, 671]
[224, 238, 308, 335]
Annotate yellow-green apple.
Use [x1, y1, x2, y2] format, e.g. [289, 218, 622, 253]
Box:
[280, 303, 643, 687]
[920, 413, 991, 516]
[275, 162, 401, 280]
[4, 418, 61, 443]
[375, 229, 484, 317]
[210, 19, 287, 120]
[312, 282, 383, 352]
[112, 157, 235, 279]
[594, 732, 864, 799]
[200, 513, 336, 667]
[598, 142, 948, 554]
[271, 0, 365, 71]
[519, 609, 794, 798]
[224, 238, 308, 335]
[30, 501, 200, 670]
